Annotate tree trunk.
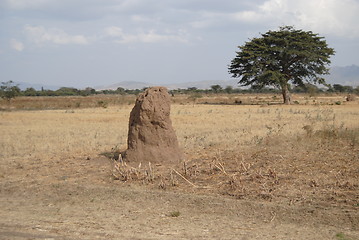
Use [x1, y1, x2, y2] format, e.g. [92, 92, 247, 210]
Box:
[281, 83, 291, 105]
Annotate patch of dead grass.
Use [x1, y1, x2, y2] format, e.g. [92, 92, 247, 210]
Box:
[0, 99, 358, 208]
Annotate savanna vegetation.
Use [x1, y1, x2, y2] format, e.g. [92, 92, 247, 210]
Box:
[1, 26, 358, 239]
[0, 94, 358, 239]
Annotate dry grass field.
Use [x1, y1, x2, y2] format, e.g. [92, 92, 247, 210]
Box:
[0, 93, 358, 239]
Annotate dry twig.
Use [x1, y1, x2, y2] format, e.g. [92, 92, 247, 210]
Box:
[172, 168, 197, 188]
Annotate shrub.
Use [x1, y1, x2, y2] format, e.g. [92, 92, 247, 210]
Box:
[346, 94, 356, 101]
[97, 100, 108, 108]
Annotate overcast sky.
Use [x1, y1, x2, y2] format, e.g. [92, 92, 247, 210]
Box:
[1, 0, 359, 88]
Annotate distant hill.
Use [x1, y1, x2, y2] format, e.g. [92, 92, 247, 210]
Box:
[95, 80, 239, 91]
[14, 65, 359, 91]
[95, 81, 151, 91]
[325, 65, 359, 86]
[97, 65, 358, 90]
[17, 82, 61, 91]
[165, 80, 239, 90]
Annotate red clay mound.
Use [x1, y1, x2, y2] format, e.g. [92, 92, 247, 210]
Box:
[123, 87, 183, 166]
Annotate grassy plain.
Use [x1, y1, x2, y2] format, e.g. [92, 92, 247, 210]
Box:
[0, 93, 358, 239]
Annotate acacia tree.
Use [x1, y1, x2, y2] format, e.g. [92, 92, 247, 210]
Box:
[0, 81, 21, 103]
[211, 84, 223, 93]
[228, 26, 335, 104]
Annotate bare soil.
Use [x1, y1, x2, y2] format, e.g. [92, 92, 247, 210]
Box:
[1, 142, 358, 240]
[1, 99, 358, 239]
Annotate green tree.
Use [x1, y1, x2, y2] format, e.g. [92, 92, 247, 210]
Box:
[354, 86, 359, 95]
[115, 87, 125, 95]
[186, 87, 198, 93]
[228, 26, 335, 104]
[80, 87, 96, 96]
[211, 84, 222, 93]
[305, 83, 320, 97]
[56, 87, 79, 96]
[224, 86, 233, 94]
[23, 87, 38, 96]
[0, 81, 21, 102]
[333, 84, 345, 92]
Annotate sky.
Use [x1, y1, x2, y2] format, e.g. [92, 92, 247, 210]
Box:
[1, 0, 359, 88]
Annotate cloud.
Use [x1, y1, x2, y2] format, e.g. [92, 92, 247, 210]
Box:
[104, 26, 189, 44]
[3, 0, 168, 22]
[10, 39, 24, 51]
[233, 0, 359, 37]
[4, 0, 53, 9]
[189, 11, 227, 29]
[24, 25, 89, 45]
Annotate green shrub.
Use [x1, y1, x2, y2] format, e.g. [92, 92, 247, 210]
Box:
[97, 100, 108, 108]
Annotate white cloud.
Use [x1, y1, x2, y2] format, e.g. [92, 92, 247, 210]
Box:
[131, 14, 160, 24]
[24, 25, 89, 45]
[5, 0, 53, 9]
[189, 11, 227, 29]
[104, 26, 189, 44]
[10, 39, 24, 51]
[233, 0, 359, 37]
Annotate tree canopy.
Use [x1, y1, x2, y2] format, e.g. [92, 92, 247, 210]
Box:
[0, 81, 21, 102]
[228, 26, 335, 104]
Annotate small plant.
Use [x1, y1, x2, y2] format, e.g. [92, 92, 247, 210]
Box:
[335, 101, 342, 105]
[97, 100, 108, 108]
[252, 135, 263, 145]
[169, 211, 180, 217]
[75, 102, 81, 108]
[234, 99, 242, 104]
[302, 125, 314, 136]
[336, 232, 352, 240]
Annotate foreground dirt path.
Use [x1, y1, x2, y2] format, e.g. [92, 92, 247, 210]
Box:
[2, 186, 357, 240]
[1, 155, 358, 240]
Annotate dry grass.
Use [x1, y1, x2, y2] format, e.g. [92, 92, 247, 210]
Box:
[0, 107, 129, 159]
[1, 99, 358, 158]
[0, 94, 137, 110]
[0, 92, 353, 110]
[0, 95, 358, 207]
[172, 92, 352, 106]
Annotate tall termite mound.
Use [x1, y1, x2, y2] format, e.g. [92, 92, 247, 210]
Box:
[123, 87, 183, 165]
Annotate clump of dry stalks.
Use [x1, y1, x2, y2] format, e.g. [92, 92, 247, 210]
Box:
[110, 149, 282, 201]
[112, 154, 155, 182]
[111, 153, 201, 189]
[207, 153, 281, 200]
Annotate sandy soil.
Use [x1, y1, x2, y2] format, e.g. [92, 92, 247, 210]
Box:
[1, 102, 358, 239]
[1, 153, 358, 240]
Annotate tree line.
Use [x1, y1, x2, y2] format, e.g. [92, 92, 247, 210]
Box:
[1, 80, 358, 103]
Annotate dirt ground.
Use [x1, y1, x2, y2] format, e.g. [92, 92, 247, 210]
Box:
[1, 100, 358, 239]
[1, 150, 358, 240]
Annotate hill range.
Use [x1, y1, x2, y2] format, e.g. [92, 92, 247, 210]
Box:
[17, 65, 359, 91]
[95, 65, 359, 90]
